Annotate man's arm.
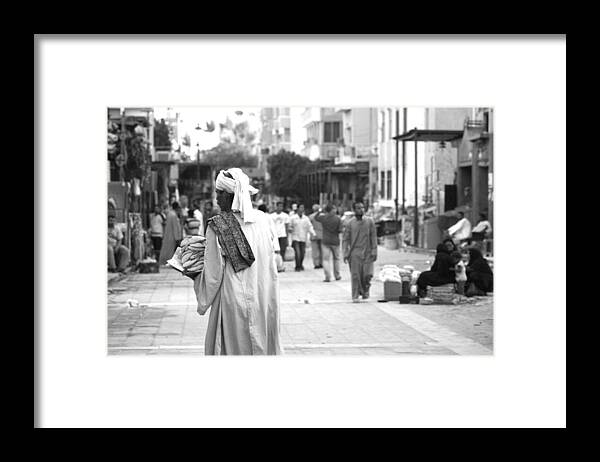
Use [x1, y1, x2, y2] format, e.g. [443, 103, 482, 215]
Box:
[342, 220, 351, 262]
[307, 218, 316, 239]
[369, 218, 377, 261]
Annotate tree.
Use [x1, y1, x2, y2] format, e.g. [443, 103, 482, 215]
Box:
[204, 142, 258, 171]
[267, 150, 312, 200]
[153, 118, 172, 150]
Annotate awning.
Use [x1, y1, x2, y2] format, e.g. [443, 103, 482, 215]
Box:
[392, 129, 464, 142]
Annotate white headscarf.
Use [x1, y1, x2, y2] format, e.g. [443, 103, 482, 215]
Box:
[215, 168, 258, 223]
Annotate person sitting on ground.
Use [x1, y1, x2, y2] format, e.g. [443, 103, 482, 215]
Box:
[416, 243, 456, 298]
[442, 237, 458, 253]
[108, 213, 130, 273]
[465, 247, 494, 296]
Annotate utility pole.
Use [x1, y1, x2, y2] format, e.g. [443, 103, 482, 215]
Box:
[402, 108, 407, 214]
[414, 133, 419, 247]
[394, 109, 399, 223]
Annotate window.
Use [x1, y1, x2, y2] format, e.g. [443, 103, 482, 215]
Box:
[386, 170, 392, 200]
[323, 122, 341, 143]
[284, 127, 291, 142]
[380, 111, 385, 143]
[380, 171, 385, 199]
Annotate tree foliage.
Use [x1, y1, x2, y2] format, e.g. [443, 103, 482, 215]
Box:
[267, 150, 312, 199]
[153, 118, 172, 150]
[204, 142, 258, 171]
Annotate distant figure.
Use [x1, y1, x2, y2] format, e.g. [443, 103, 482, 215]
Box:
[107, 213, 130, 272]
[315, 203, 343, 282]
[309, 204, 323, 269]
[341, 210, 355, 234]
[287, 203, 298, 246]
[149, 205, 165, 260]
[270, 202, 290, 271]
[342, 202, 377, 302]
[183, 208, 203, 237]
[159, 202, 183, 265]
[179, 195, 189, 222]
[471, 212, 492, 251]
[447, 211, 472, 247]
[259, 203, 281, 265]
[288, 204, 316, 271]
[191, 200, 205, 236]
[202, 200, 218, 235]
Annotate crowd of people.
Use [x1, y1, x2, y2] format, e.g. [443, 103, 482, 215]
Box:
[109, 166, 493, 355]
[257, 200, 378, 303]
[108, 195, 219, 273]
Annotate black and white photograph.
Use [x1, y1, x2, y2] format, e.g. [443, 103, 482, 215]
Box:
[36, 35, 565, 428]
[107, 106, 494, 356]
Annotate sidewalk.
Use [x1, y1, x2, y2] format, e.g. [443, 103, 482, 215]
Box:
[107, 244, 493, 356]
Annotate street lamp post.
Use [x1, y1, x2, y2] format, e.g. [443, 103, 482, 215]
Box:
[195, 124, 203, 198]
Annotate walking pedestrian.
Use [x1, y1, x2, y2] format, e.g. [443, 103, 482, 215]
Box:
[315, 203, 343, 282]
[149, 205, 165, 260]
[158, 201, 183, 265]
[259, 203, 282, 268]
[191, 200, 205, 236]
[342, 202, 377, 302]
[193, 168, 283, 355]
[270, 201, 290, 272]
[288, 204, 315, 271]
[309, 204, 323, 269]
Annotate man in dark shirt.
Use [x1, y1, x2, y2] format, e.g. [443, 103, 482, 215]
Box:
[315, 203, 343, 282]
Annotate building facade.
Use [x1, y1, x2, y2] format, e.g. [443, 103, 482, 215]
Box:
[376, 107, 426, 219]
[260, 107, 292, 156]
[301, 107, 343, 161]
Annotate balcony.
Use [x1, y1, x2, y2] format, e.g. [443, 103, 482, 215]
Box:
[335, 146, 356, 164]
[465, 118, 486, 129]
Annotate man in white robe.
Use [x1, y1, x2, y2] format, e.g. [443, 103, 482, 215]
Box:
[447, 211, 472, 247]
[194, 168, 283, 355]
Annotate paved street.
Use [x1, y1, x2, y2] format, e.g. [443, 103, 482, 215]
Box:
[107, 245, 493, 355]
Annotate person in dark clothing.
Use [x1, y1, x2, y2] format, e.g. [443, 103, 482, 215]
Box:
[442, 238, 457, 253]
[416, 243, 456, 297]
[465, 247, 494, 296]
